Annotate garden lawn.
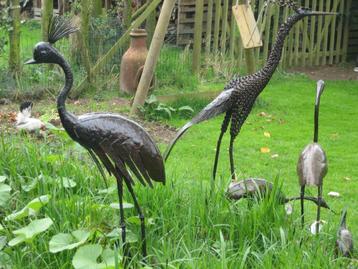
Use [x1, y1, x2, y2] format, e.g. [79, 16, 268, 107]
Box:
[0, 74, 357, 268]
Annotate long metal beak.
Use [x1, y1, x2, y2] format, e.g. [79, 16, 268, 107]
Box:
[24, 59, 36, 65]
[315, 80, 325, 106]
[308, 11, 339, 16]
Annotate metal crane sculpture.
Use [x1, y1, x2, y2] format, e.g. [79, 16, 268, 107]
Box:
[164, 2, 336, 183]
[297, 80, 327, 231]
[335, 209, 353, 257]
[226, 178, 333, 212]
[25, 17, 165, 261]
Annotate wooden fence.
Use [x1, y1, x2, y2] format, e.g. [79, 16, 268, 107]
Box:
[188, 0, 353, 70]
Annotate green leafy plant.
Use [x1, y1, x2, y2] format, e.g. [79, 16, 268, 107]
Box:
[8, 218, 53, 247]
[49, 230, 91, 253]
[0, 180, 11, 207]
[140, 95, 194, 121]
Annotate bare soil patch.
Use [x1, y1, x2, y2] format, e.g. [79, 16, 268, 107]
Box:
[289, 65, 358, 81]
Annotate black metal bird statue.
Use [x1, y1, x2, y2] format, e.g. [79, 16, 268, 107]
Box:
[335, 209, 354, 257]
[226, 178, 333, 212]
[25, 16, 165, 261]
[164, 2, 336, 183]
[297, 80, 327, 232]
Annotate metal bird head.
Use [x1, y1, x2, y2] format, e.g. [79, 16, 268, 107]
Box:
[25, 16, 78, 65]
[315, 80, 325, 107]
[273, 0, 338, 17]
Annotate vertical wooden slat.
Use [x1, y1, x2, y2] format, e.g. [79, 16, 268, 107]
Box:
[302, 0, 309, 66]
[315, 0, 324, 65]
[205, 0, 214, 55]
[255, 0, 265, 60]
[192, 0, 204, 73]
[309, 0, 317, 65]
[262, 4, 272, 62]
[294, 21, 300, 66]
[280, 6, 289, 69]
[288, 10, 294, 67]
[213, 0, 221, 53]
[272, 5, 280, 43]
[335, 0, 344, 63]
[329, 0, 339, 64]
[342, 0, 352, 62]
[322, 0, 331, 65]
[229, 9, 236, 59]
[221, 0, 229, 54]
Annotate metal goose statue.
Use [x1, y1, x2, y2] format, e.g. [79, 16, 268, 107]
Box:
[297, 80, 327, 231]
[164, 2, 336, 183]
[335, 209, 353, 257]
[25, 17, 165, 261]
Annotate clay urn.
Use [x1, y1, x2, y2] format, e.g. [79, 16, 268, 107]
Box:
[120, 28, 148, 95]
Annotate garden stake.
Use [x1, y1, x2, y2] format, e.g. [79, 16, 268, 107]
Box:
[25, 16, 165, 264]
[164, 3, 337, 186]
[297, 80, 327, 231]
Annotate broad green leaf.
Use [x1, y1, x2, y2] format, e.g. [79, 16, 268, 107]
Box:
[49, 230, 90, 253]
[0, 252, 11, 269]
[106, 228, 138, 243]
[0, 183, 11, 207]
[21, 177, 38, 192]
[5, 195, 51, 221]
[0, 236, 7, 250]
[57, 177, 77, 189]
[8, 218, 53, 246]
[109, 202, 134, 210]
[0, 176, 6, 183]
[72, 244, 121, 269]
[127, 216, 154, 226]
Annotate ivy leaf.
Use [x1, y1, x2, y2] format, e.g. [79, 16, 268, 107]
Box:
[72, 244, 122, 269]
[0, 236, 7, 251]
[0, 176, 7, 183]
[56, 177, 77, 189]
[8, 218, 53, 247]
[49, 230, 91, 253]
[21, 177, 39, 192]
[0, 183, 11, 207]
[109, 202, 134, 210]
[106, 228, 137, 243]
[5, 195, 51, 221]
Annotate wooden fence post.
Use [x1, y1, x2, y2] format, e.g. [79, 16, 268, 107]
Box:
[240, 0, 255, 74]
[8, 0, 21, 75]
[220, 0, 228, 54]
[192, 0, 204, 73]
[130, 0, 176, 115]
[205, 0, 214, 55]
[42, 0, 53, 42]
[342, 0, 352, 62]
[92, 0, 103, 17]
[213, 0, 221, 53]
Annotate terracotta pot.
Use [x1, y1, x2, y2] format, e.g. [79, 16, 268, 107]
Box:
[120, 28, 148, 95]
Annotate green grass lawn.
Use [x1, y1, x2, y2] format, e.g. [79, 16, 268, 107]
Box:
[0, 74, 357, 268]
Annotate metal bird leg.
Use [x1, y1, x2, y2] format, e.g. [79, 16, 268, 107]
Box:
[229, 136, 236, 180]
[213, 112, 231, 181]
[124, 179, 147, 260]
[316, 185, 323, 235]
[300, 185, 305, 228]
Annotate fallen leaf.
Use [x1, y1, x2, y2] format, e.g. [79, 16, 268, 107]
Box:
[344, 177, 351, 181]
[271, 154, 279, 159]
[328, 191, 340, 198]
[310, 220, 326, 235]
[260, 147, 270, 153]
[74, 100, 81, 105]
[259, 112, 268, 117]
[264, 132, 271, 138]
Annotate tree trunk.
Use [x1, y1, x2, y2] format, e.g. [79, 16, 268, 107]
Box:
[41, 0, 53, 42]
[92, 0, 102, 17]
[8, 0, 21, 75]
[80, 0, 92, 82]
[130, 0, 176, 115]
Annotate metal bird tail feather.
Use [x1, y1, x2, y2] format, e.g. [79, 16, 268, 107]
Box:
[163, 88, 234, 161]
[48, 16, 79, 44]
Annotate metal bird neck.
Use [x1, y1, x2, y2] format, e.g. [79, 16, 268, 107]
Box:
[56, 56, 74, 115]
[314, 91, 320, 143]
[261, 13, 302, 77]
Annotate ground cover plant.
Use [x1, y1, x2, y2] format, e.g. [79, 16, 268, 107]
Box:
[0, 74, 357, 268]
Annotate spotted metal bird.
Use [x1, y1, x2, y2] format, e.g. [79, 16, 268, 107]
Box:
[164, 3, 336, 183]
[297, 80, 327, 231]
[226, 178, 333, 212]
[335, 209, 353, 257]
[25, 16, 165, 261]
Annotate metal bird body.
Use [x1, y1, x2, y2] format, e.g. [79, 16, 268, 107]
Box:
[26, 16, 165, 261]
[336, 209, 354, 257]
[164, 5, 337, 182]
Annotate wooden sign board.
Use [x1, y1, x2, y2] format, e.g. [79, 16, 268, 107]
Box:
[232, 4, 263, 49]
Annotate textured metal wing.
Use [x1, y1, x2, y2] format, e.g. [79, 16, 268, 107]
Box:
[73, 114, 165, 187]
[297, 143, 327, 186]
[163, 88, 234, 161]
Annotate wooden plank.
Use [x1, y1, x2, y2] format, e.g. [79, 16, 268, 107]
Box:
[192, 0, 204, 73]
[232, 4, 262, 48]
[294, 20, 300, 66]
[302, 0, 309, 66]
[342, 0, 352, 62]
[255, 0, 265, 61]
[322, 0, 331, 65]
[315, 0, 324, 65]
[288, 10, 294, 67]
[221, 0, 229, 54]
[309, 0, 317, 65]
[280, 6, 289, 69]
[329, 0, 339, 64]
[213, 0, 221, 52]
[262, 4, 272, 61]
[229, 8, 236, 59]
[205, 0, 214, 55]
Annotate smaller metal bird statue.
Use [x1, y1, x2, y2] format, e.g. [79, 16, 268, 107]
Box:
[16, 101, 45, 131]
[297, 80, 327, 231]
[226, 178, 333, 212]
[335, 209, 354, 257]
